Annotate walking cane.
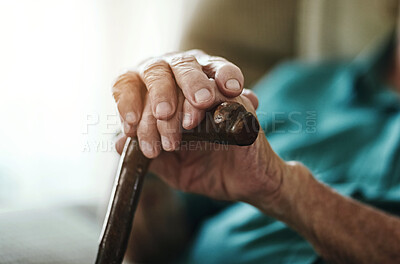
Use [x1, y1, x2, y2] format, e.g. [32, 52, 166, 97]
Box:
[95, 101, 260, 264]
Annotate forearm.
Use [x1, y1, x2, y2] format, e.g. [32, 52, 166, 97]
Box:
[126, 175, 191, 263]
[256, 162, 400, 263]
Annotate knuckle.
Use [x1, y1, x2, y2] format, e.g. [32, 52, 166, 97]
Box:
[141, 59, 169, 76]
[113, 71, 139, 87]
[169, 55, 197, 68]
[201, 56, 228, 75]
[178, 67, 198, 79]
[112, 71, 139, 101]
[136, 129, 146, 140]
[218, 63, 244, 80]
[137, 113, 157, 137]
[230, 63, 244, 77]
[112, 88, 122, 102]
[156, 122, 167, 137]
[207, 55, 227, 64]
[137, 124, 151, 140]
[140, 59, 171, 85]
[141, 111, 157, 125]
[156, 119, 166, 132]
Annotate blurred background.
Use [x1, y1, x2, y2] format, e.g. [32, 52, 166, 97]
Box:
[0, 0, 194, 212]
[0, 0, 397, 263]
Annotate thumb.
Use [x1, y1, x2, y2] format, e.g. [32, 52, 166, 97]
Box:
[241, 89, 259, 110]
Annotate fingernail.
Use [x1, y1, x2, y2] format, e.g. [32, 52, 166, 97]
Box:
[156, 102, 172, 118]
[161, 136, 172, 151]
[225, 79, 241, 91]
[194, 88, 212, 103]
[140, 140, 154, 156]
[125, 112, 137, 124]
[123, 122, 131, 133]
[182, 113, 192, 128]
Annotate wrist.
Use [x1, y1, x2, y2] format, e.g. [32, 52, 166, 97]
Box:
[252, 160, 313, 222]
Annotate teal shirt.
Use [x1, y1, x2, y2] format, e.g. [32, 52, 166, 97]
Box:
[179, 35, 400, 264]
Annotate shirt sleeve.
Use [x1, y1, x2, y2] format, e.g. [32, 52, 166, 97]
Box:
[177, 191, 233, 231]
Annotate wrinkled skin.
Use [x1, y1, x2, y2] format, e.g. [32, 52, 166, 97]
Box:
[113, 50, 284, 204]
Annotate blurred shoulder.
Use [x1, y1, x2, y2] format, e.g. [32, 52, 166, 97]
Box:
[252, 59, 350, 99]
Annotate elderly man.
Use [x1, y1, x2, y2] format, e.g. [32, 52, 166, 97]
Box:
[112, 13, 400, 264]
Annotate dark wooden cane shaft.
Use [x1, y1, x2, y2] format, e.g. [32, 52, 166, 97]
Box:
[95, 102, 260, 264]
[95, 138, 150, 264]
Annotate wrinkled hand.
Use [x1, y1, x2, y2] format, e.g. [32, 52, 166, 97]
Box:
[113, 50, 285, 205]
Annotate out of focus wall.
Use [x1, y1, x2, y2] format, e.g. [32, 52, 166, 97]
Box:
[0, 0, 191, 211]
[180, 0, 398, 86]
[298, 0, 397, 60]
[180, 0, 299, 87]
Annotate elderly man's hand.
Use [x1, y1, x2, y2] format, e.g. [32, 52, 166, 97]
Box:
[112, 50, 287, 206]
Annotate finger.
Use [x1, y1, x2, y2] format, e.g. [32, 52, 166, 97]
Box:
[182, 79, 224, 129]
[187, 50, 244, 98]
[114, 102, 142, 137]
[137, 94, 162, 158]
[157, 90, 184, 151]
[118, 95, 138, 137]
[234, 94, 258, 116]
[182, 99, 205, 130]
[213, 84, 257, 115]
[115, 135, 128, 155]
[241, 89, 259, 110]
[139, 59, 177, 120]
[206, 58, 244, 97]
[168, 55, 215, 109]
[112, 71, 145, 136]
